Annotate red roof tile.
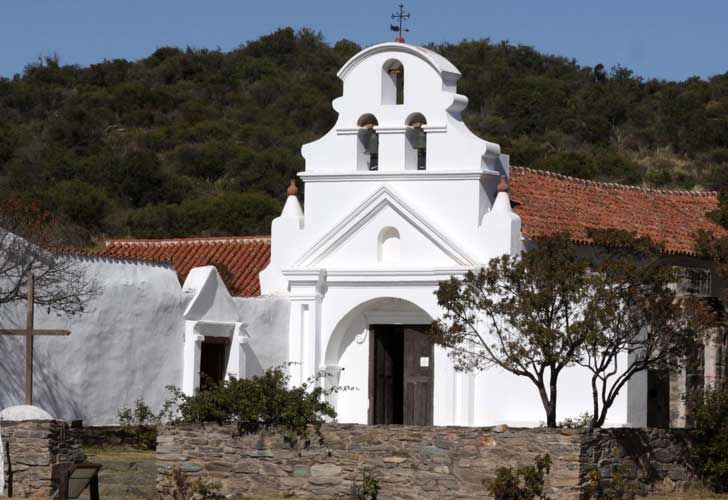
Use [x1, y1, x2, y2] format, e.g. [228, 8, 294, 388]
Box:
[94, 169, 727, 296]
[510, 167, 727, 255]
[97, 236, 271, 297]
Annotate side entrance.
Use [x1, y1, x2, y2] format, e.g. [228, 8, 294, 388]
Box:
[368, 325, 434, 425]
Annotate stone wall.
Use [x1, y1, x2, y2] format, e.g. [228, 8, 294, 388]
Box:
[72, 424, 145, 449]
[156, 424, 703, 500]
[157, 424, 584, 499]
[580, 428, 700, 497]
[1, 420, 85, 497]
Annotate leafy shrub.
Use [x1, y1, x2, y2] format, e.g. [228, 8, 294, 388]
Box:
[487, 454, 552, 500]
[170, 465, 224, 500]
[351, 469, 380, 500]
[117, 398, 172, 450]
[166, 366, 346, 448]
[586, 466, 638, 500]
[688, 385, 728, 492]
[558, 412, 592, 429]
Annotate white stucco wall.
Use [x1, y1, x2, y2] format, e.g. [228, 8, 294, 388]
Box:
[0, 257, 292, 425]
[0, 257, 184, 425]
[233, 296, 290, 377]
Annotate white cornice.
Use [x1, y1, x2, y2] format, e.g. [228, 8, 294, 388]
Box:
[283, 267, 468, 288]
[299, 170, 497, 183]
[373, 125, 408, 134]
[336, 125, 447, 136]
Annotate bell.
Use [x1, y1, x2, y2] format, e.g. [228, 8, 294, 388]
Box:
[365, 130, 379, 155]
[413, 127, 426, 150]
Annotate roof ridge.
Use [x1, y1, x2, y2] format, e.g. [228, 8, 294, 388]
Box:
[510, 166, 719, 197]
[105, 235, 272, 247]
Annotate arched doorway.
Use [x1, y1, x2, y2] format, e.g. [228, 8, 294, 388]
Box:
[325, 297, 435, 425]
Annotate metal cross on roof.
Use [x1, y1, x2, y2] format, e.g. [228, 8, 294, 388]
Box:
[390, 3, 410, 43]
[0, 272, 71, 405]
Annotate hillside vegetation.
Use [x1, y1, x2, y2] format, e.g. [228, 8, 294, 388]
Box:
[1, 28, 727, 243]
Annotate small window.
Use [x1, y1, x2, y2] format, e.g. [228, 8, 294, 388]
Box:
[378, 227, 400, 263]
[382, 59, 404, 105]
[357, 114, 379, 171]
[405, 113, 427, 170]
[672, 266, 711, 296]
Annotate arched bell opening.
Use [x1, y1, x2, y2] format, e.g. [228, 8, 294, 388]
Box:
[357, 114, 379, 171]
[382, 59, 404, 105]
[405, 113, 427, 170]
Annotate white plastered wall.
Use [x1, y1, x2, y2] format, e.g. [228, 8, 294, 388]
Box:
[258, 41, 629, 428]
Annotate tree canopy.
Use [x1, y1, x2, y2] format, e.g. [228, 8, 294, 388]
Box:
[1, 28, 728, 244]
[431, 231, 713, 427]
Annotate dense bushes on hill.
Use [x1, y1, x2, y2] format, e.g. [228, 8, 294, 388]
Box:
[1, 28, 728, 243]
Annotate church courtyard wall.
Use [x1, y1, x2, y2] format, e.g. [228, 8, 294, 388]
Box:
[0, 257, 185, 425]
[1, 419, 85, 497]
[155, 424, 700, 499]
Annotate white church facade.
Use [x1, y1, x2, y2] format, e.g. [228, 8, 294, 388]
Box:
[1, 42, 726, 427]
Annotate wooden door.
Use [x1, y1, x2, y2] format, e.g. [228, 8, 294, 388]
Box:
[200, 337, 229, 389]
[403, 326, 434, 425]
[369, 325, 403, 424]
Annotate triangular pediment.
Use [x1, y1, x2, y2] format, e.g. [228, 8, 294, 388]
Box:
[293, 187, 475, 269]
[182, 266, 241, 322]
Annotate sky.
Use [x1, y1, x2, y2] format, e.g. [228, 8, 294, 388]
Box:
[1, 0, 726, 81]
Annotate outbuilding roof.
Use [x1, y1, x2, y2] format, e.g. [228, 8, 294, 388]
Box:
[509, 166, 727, 255]
[95, 168, 726, 296]
[97, 236, 270, 297]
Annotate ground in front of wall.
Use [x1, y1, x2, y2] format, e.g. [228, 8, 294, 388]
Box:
[645, 493, 728, 500]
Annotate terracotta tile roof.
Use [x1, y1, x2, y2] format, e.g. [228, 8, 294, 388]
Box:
[510, 166, 727, 256]
[92, 169, 726, 296]
[97, 236, 271, 297]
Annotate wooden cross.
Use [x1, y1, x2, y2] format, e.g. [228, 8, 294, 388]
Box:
[0, 273, 71, 405]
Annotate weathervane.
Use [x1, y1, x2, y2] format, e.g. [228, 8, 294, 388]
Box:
[390, 3, 410, 43]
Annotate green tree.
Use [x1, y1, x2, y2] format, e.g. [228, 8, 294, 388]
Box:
[688, 384, 728, 492]
[431, 232, 711, 427]
[431, 234, 593, 427]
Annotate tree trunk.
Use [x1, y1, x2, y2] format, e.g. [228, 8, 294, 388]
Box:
[547, 375, 558, 427]
[534, 380, 556, 428]
[591, 374, 600, 428]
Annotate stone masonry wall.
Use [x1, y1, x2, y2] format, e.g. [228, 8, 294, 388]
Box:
[580, 428, 700, 497]
[1, 420, 85, 497]
[156, 425, 702, 500]
[72, 424, 145, 448]
[157, 424, 584, 499]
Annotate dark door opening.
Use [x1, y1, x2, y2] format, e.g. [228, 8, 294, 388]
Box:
[200, 337, 229, 390]
[369, 325, 434, 425]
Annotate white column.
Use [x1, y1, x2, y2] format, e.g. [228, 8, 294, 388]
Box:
[323, 364, 343, 412]
[182, 321, 204, 396]
[704, 327, 722, 390]
[454, 371, 475, 426]
[287, 297, 322, 388]
[227, 323, 249, 380]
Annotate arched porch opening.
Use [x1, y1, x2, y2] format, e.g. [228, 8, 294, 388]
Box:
[324, 297, 435, 425]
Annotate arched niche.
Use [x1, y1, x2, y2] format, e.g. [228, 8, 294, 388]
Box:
[382, 59, 404, 105]
[378, 226, 400, 263]
[357, 114, 379, 171]
[405, 113, 427, 170]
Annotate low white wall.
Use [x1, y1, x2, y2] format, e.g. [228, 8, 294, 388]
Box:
[0, 257, 185, 425]
[233, 296, 290, 377]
